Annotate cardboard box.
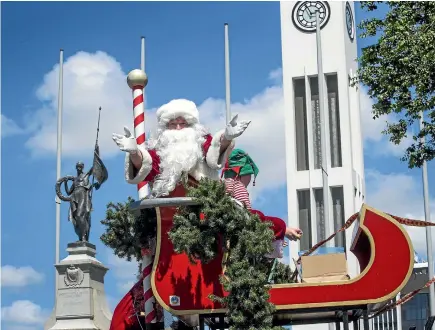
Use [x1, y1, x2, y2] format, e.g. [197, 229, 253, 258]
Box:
[300, 253, 350, 283]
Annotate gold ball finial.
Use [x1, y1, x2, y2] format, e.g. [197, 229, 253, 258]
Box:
[127, 69, 148, 89]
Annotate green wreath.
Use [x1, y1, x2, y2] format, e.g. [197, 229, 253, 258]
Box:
[169, 178, 293, 330]
[101, 179, 295, 329]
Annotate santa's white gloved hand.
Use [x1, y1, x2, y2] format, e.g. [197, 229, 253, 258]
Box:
[224, 114, 250, 140]
[112, 127, 138, 154]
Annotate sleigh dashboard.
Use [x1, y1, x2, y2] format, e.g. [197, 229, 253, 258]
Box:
[130, 182, 414, 318]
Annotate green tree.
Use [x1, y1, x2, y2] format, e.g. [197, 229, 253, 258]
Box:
[355, 1, 435, 168]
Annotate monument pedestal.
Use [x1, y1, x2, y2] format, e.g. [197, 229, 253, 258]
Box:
[45, 242, 112, 330]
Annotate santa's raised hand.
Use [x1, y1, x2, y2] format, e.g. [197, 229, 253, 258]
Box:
[112, 126, 139, 154]
[224, 114, 251, 140]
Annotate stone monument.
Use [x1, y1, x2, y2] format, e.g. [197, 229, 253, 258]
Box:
[44, 242, 112, 330]
[46, 128, 112, 330]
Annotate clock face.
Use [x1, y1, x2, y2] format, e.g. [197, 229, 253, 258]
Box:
[345, 2, 355, 41]
[292, 1, 331, 33]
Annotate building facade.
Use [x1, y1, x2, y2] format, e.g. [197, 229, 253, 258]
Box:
[280, 0, 364, 277]
[370, 257, 431, 330]
[279, 2, 432, 329]
[280, 2, 364, 328]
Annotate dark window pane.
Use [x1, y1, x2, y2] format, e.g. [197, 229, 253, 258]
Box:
[294, 78, 309, 171]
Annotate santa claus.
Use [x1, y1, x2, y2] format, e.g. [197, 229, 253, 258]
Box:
[112, 98, 250, 196]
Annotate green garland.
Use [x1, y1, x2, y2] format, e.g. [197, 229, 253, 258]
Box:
[271, 261, 294, 285]
[100, 197, 156, 262]
[100, 179, 295, 329]
[169, 178, 291, 330]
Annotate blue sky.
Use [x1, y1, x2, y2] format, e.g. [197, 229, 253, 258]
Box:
[1, 2, 434, 330]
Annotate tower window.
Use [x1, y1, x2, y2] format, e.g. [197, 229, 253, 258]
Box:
[331, 186, 345, 248]
[297, 190, 312, 252]
[326, 74, 343, 168]
[293, 78, 309, 171]
[309, 74, 343, 169]
[309, 77, 322, 170]
[313, 188, 326, 242]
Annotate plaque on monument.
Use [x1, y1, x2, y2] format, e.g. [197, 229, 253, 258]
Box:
[45, 242, 112, 330]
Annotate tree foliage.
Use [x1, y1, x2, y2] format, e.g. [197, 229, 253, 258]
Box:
[355, 1, 435, 167]
[170, 178, 292, 330]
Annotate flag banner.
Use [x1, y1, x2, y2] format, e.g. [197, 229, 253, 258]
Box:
[92, 145, 108, 185]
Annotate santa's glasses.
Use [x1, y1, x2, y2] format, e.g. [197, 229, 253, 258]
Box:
[168, 121, 188, 129]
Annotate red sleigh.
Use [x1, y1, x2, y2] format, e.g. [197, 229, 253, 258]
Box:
[130, 179, 414, 329]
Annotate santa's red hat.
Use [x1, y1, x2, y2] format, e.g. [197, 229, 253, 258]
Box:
[156, 99, 200, 128]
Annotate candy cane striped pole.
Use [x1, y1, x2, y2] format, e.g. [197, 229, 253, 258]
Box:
[127, 69, 150, 198]
[126, 69, 158, 326]
[139, 37, 165, 327]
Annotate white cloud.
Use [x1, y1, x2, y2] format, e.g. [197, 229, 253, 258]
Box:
[1, 114, 28, 138]
[23, 51, 138, 158]
[268, 67, 283, 85]
[21, 53, 432, 303]
[359, 91, 387, 143]
[3, 325, 40, 330]
[1, 265, 44, 287]
[19, 54, 419, 201]
[19, 55, 433, 251]
[197, 86, 287, 200]
[104, 251, 140, 312]
[106, 295, 120, 313]
[105, 250, 139, 293]
[359, 89, 413, 157]
[365, 170, 435, 258]
[17, 51, 287, 198]
[1, 300, 49, 324]
[356, 89, 433, 260]
[117, 280, 136, 293]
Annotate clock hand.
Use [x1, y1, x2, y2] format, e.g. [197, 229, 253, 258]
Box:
[308, 8, 318, 19]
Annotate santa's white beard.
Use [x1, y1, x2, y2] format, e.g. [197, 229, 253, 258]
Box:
[150, 126, 205, 197]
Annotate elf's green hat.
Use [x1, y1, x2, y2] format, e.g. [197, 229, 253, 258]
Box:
[222, 148, 259, 185]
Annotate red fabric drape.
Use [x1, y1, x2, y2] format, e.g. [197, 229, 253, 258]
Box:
[250, 209, 286, 241]
[110, 278, 144, 330]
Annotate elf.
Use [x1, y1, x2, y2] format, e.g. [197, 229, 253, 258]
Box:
[222, 148, 303, 258]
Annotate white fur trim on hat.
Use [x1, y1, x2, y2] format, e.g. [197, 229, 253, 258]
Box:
[156, 99, 200, 128]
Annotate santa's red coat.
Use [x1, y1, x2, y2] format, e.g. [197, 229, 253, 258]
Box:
[109, 276, 144, 330]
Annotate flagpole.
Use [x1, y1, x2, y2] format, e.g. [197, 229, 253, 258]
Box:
[141, 36, 146, 102]
[140, 36, 150, 197]
[89, 107, 102, 203]
[55, 49, 64, 292]
[224, 23, 231, 124]
[95, 106, 102, 147]
[315, 12, 331, 244]
[141, 36, 145, 74]
[420, 111, 435, 321]
[137, 35, 163, 326]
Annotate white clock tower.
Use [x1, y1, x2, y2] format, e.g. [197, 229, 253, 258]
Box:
[280, 1, 365, 322]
